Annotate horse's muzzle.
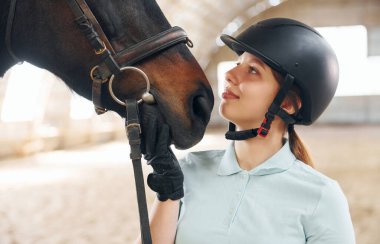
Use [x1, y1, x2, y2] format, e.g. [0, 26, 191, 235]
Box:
[191, 93, 213, 126]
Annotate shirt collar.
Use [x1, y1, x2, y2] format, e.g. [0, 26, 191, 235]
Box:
[217, 140, 296, 176]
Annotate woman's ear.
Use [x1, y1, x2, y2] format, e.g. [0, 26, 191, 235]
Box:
[281, 95, 302, 115]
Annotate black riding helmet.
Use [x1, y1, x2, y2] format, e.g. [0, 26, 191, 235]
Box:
[221, 18, 339, 140]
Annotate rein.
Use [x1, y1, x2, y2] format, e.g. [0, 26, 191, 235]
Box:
[5, 0, 194, 243]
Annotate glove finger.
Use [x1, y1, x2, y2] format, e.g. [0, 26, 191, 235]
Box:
[147, 173, 164, 193]
[144, 118, 158, 158]
[147, 173, 173, 194]
[167, 148, 179, 166]
[147, 170, 184, 194]
[155, 123, 171, 154]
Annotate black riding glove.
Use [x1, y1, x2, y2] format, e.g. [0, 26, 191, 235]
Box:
[142, 119, 184, 201]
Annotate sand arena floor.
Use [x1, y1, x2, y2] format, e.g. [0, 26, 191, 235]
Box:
[0, 125, 379, 244]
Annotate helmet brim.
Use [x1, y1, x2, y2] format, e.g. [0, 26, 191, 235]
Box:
[220, 34, 285, 75]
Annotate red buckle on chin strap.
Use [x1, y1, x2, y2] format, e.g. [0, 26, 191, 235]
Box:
[258, 116, 273, 138]
[258, 126, 269, 137]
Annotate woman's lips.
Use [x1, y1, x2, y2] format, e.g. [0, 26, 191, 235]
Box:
[222, 90, 240, 99]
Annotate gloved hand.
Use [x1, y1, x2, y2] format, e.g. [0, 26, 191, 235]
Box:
[142, 118, 184, 201]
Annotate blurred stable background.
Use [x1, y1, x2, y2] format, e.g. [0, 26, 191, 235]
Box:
[0, 0, 379, 243]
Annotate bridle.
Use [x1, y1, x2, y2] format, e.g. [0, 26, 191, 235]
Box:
[70, 0, 193, 115]
[5, 0, 193, 113]
[5, 0, 194, 243]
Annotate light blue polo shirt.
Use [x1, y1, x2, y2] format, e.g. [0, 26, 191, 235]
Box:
[175, 141, 355, 244]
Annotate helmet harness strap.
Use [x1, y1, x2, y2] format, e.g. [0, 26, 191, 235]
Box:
[225, 74, 296, 141]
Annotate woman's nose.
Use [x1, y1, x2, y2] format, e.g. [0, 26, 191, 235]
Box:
[225, 67, 240, 86]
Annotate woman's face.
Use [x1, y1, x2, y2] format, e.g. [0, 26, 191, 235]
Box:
[219, 52, 280, 130]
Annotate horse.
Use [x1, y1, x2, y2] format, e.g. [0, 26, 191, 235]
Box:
[0, 0, 214, 150]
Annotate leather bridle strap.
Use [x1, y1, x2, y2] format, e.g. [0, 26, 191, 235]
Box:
[69, 0, 115, 54]
[5, 0, 21, 63]
[115, 26, 192, 66]
[66, 0, 113, 54]
[66, 0, 122, 114]
[125, 99, 152, 244]
[66, 0, 121, 74]
[67, 0, 121, 80]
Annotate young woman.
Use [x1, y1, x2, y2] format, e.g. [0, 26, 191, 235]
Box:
[139, 18, 355, 244]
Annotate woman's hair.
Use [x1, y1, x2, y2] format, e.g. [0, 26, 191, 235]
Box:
[272, 71, 314, 168]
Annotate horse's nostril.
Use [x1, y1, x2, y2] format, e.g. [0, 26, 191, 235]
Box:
[192, 95, 211, 124]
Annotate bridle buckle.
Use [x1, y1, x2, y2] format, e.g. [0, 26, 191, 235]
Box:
[95, 41, 107, 55]
[126, 123, 142, 134]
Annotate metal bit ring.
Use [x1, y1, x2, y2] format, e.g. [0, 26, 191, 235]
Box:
[108, 66, 154, 105]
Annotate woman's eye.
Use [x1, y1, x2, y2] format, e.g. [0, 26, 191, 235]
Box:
[249, 66, 258, 74]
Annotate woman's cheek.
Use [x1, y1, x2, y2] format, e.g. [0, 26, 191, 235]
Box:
[241, 94, 267, 119]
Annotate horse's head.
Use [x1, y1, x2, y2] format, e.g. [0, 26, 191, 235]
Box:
[5, 0, 214, 149]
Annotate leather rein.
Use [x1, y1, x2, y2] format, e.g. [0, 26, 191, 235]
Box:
[6, 1, 194, 243]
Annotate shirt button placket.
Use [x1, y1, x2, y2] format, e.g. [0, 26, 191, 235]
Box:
[226, 171, 250, 229]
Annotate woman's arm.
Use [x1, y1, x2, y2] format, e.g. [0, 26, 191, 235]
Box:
[134, 198, 180, 244]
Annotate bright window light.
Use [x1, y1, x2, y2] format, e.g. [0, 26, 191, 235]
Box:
[70, 93, 94, 120]
[1, 63, 47, 122]
[316, 25, 380, 96]
[1, 63, 95, 122]
[268, 0, 282, 7]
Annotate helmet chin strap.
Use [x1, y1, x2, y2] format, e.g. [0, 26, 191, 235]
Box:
[225, 123, 259, 140]
[225, 74, 296, 141]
